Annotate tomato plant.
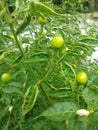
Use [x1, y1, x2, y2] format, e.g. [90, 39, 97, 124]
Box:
[0, 0, 98, 130]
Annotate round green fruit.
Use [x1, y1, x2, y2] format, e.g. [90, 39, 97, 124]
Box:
[51, 35, 64, 48]
[38, 16, 47, 24]
[76, 71, 88, 84]
[1, 73, 12, 83]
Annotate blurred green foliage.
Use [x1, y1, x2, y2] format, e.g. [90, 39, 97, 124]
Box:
[0, 0, 98, 130]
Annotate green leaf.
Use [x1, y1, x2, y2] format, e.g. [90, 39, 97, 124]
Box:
[32, 119, 50, 130]
[0, 106, 8, 121]
[40, 101, 78, 121]
[82, 88, 98, 105]
[64, 61, 76, 78]
[13, 100, 23, 125]
[1, 115, 10, 130]
[68, 116, 89, 130]
[0, 9, 5, 18]
[3, 86, 23, 96]
[85, 112, 98, 130]
[75, 116, 88, 130]
[22, 84, 39, 116]
[49, 89, 72, 98]
[16, 15, 31, 35]
[29, 0, 66, 17]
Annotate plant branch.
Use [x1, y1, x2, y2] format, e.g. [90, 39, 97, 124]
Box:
[1, 2, 38, 81]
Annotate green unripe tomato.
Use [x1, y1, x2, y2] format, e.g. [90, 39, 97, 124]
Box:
[51, 35, 64, 48]
[38, 16, 47, 24]
[1, 73, 12, 83]
[76, 71, 88, 84]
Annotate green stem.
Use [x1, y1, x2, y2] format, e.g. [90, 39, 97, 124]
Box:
[9, 24, 25, 57]
[40, 84, 53, 104]
[1, 2, 38, 81]
[40, 24, 44, 34]
[12, 26, 38, 80]
[66, 120, 69, 130]
[38, 66, 53, 84]
[57, 52, 67, 64]
[10, 23, 38, 80]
